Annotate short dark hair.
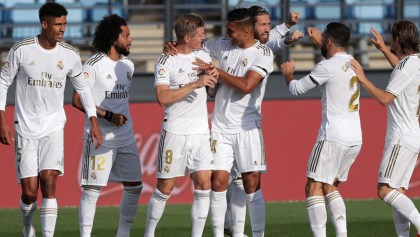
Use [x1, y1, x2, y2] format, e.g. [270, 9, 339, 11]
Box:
[391, 20, 420, 54]
[39, 2, 68, 23]
[227, 8, 253, 29]
[248, 6, 269, 24]
[324, 22, 350, 48]
[92, 14, 127, 53]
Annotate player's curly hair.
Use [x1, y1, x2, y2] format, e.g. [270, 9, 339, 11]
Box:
[227, 8, 253, 30]
[324, 22, 350, 48]
[391, 20, 420, 55]
[39, 2, 68, 22]
[92, 14, 127, 53]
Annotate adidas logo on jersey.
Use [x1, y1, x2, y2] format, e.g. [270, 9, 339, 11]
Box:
[254, 161, 258, 166]
[29, 61, 36, 66]
[336, 215, 345, 221]
[223, 56, 228, 61]
[178, 68, 184, 73]
[106, 74, 113, 79]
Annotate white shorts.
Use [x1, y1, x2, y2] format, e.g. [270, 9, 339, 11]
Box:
[80, 140, 142, 186]
[211, 128, 267, 174]
[156, 130, 214, 179]
[15, 129, 64, 182]
[307, 140, 361, 185]
[378, 144, 419, 189]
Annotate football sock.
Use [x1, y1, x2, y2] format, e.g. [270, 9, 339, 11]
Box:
[325, 191, 347, 237]
[40, 198, 58, 237]
[393, 208, 410, 237]
[307, 196, 327, 237]
[191, 189, 210, 237]
[224, 180, 234, 230]
[247, 190, 265, 237]
[20, 198, 37, 237]
[117, 184, 142, 237]
[210, 190, 227, 237]
[79, 186, 101, 237]
[231, 179, 247, 236]
[144, 188, 170, 237]
[384, 190, 420, 233]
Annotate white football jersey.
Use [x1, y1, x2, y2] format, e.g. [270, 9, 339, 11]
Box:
[154, 50, 211, 135]
[0, 37, 90, 139]
[82, 53, 135, 148]
[204, 39, 274, 134]
[385, 54, 420, 152]
[307, 53, 362, 146]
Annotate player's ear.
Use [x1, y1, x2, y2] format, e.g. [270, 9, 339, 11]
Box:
[184, 34, 190, 43]
[41, 19, 48, 30]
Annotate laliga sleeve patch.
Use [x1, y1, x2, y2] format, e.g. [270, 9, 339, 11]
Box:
[83, 71, 90, 81]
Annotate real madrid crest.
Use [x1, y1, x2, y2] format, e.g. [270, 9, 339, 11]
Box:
[241, 58, 248, 67]
[57, 61, 64, 70]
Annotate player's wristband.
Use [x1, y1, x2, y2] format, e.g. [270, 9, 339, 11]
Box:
[104, 110, 113, 121]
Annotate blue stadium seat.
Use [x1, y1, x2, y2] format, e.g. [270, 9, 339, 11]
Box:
[89, 2, 125, 22]
[346, 0, 392, 35]
[313, 0, 342, 31]
[63, 3, 85, 40]
[11, 3, 42, 39]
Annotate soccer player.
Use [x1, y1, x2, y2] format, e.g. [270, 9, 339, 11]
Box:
[194, 8, 274, 237]
[281, 22, 362, 237]
[223, 6, 303, 237]
[144, 13, 218, 237]
[0, 2, 102, 237]
[72, 14, 142, 237]
[350, 21, 420, 237]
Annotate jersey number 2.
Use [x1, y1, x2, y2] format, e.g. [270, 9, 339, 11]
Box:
[349, 76, 360, 112]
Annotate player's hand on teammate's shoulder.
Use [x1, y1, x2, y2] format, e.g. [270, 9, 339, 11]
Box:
[286, 11, 301, 28]
[307, 27, 322, 48]
[163, 41, 178, 56]
[350, 59, 367, 83]
[0, 119, 13, 145]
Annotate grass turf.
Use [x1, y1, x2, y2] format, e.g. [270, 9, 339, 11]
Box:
[1, 199, 419, 236]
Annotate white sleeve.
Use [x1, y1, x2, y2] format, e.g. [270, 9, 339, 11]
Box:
[249, 48, 274, 77]
[70, 59, 97, 118]
[288, 75, 318, 95]
[154, 61, 171, 87]
[289, 62, 330, 95]
[0, 48, 19, 111]
[386, 68, 412, 97]
[266, 23, 291, 55]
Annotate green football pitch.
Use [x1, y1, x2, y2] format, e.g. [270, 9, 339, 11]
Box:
[1, 199, 420, 236]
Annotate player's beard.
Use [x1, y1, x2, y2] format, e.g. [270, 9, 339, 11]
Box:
[115, 42, 130, 56]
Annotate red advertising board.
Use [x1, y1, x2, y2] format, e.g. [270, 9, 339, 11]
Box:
[1, 99, 419, 208]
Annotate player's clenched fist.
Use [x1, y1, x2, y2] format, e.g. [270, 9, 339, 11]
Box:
[110, 113, 127, 127]
[281, 60, 295, 78]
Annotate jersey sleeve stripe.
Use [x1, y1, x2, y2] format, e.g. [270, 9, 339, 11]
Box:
[12, 38, 36, 51]
[309, 75, 319, 85]
[86, 54, 104, 66]
[58, 42, 79, 55]
[157, 55, 169, 65]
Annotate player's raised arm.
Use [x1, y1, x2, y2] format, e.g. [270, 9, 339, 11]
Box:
[370, 27, 399, 68]
[308, 27, 322, 48]
[281, 59, 319, 95]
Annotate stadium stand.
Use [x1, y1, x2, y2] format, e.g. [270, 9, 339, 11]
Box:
[0, 0, 419, 73]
